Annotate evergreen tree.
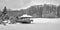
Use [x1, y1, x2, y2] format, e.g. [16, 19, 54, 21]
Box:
[2, 6, 7, 15]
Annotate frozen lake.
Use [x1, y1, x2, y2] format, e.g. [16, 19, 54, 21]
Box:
[0, 24, 60, 30]
[0, 18, 60, 30]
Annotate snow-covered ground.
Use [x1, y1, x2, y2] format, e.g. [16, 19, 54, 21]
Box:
[0, 18, 60, 30]
[31, 18, 60, 24]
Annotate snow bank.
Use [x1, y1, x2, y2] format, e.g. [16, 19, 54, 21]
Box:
[31, 18, 60, 24]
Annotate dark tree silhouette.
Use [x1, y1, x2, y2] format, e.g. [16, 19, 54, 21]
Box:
[57, 5, 60, 17]
[2, 6, 7, 15]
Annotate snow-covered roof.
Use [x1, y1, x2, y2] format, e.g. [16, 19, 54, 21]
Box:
[21, 14, 32, 17]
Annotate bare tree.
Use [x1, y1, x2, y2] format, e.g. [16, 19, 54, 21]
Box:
[57, 5, 60, 17]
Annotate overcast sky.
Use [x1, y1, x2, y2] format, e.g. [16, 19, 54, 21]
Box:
[0, 0, 60, 10]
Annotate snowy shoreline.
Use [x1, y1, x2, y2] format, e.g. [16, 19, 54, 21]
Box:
[31, 18, 60, 24]
[0, 18, 60, 25]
